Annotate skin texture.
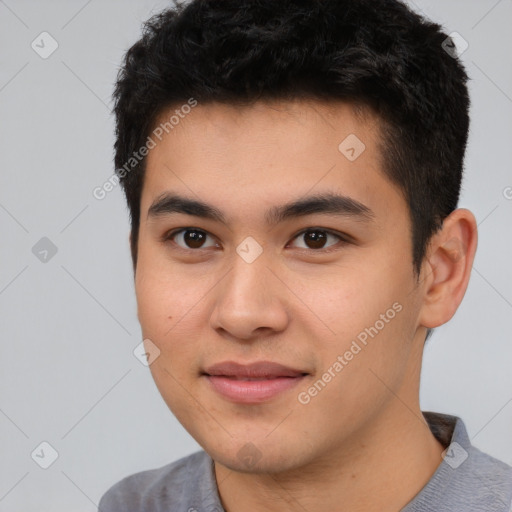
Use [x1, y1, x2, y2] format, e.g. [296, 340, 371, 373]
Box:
[132, 99, 477, 512]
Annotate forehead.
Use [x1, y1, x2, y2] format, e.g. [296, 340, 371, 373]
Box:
[140, 99, 405, 227]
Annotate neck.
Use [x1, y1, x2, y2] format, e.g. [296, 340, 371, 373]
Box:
[214, 399, 445, 512]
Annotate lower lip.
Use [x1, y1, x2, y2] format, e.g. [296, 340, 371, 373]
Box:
[204, 375, 306, 403]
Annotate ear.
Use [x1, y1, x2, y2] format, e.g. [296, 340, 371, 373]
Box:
[418, 208, 478, 328]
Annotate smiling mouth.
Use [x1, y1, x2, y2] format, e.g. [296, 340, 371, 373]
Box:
[201, 361, 310, 403]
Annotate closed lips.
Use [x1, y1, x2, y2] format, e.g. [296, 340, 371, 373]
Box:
[203, 361, 309, 379]
[202, 361, 309, 403]
[213, 376, 304, 381]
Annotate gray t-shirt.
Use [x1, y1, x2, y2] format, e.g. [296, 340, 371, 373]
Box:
[98, 411, 512, 511]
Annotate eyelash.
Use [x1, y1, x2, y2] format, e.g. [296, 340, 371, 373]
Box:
[161, 227, 351, 254]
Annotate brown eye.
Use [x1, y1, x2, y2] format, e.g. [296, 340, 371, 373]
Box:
[165, 228, 218, 250]
[303, 230, 328, 249]
[289, 229, 346, 251]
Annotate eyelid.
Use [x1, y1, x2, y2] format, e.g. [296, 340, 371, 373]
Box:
[162, 227, 352, 252]
[163, 227, 220, 250]
[286, 228, 351, 253]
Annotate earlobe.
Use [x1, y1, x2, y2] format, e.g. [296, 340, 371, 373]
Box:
[418, 208, 478, 329]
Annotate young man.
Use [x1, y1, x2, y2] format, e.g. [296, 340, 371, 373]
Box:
[99, 0, 512, 510]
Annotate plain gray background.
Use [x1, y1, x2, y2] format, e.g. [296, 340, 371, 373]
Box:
[0, 0, 511, 510]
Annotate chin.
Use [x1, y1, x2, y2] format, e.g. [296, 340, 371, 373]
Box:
[206, 437, 312, 475]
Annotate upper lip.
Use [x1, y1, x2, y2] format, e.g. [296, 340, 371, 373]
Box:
[203, 361, 308, 378]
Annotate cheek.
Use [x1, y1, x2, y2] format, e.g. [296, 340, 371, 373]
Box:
[134, 251, 218, 380]
[302, 257, 417, 379]
[135, 270, 172, 339]
[134, 245, 203, 338]
[295, 265, 394, 346]
[134, 263, 205, 411]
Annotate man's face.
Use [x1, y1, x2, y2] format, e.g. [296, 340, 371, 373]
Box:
[135, 100, 428, 472]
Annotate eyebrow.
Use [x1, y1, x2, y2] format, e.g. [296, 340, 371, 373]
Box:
[147, 192, 375, 226]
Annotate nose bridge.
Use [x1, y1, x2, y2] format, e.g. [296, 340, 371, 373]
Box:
[223, 244, 272, 309]
[210, 242, 289, 339]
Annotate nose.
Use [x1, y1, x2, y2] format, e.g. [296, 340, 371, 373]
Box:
[209, 251, 289, 341]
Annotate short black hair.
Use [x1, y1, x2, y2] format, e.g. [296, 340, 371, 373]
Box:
[112, 0, 470, 279]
